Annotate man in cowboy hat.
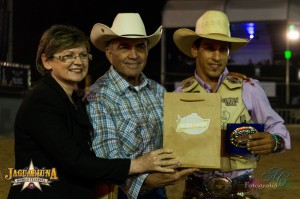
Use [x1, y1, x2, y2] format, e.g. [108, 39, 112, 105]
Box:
[173, 10, 291, 198]
[86, 13, 198, 199]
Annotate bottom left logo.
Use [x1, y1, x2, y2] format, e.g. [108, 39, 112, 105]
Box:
[5, 160, 59, 191]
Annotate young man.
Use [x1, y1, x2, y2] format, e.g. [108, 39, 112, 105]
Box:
[173, 10, 291, 198]
[86, 13, 197, 199]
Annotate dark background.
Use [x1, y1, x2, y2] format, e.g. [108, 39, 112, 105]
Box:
[6, 0, 300, 105]
[13, 0, 167, 85]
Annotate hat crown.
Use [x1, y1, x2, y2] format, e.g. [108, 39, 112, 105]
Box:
[111, 13, 147, 36]
[195, 10, 231, 37]
[90, 13, 162, 52]
[172, 10, 249, 58]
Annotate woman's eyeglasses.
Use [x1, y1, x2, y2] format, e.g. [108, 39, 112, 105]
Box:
[53, 53, 92, 63]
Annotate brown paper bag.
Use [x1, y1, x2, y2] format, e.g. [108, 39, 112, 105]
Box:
[163, 92, 221, 169]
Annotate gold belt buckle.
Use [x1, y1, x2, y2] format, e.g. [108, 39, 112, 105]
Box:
[205, 177, 233, 197]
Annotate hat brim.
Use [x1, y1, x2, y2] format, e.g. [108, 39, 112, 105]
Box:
[173, 28, 249, 58]
[91, 23, 162, 52]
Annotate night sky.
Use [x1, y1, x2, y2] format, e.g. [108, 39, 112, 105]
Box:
[13, 0, 167, 84]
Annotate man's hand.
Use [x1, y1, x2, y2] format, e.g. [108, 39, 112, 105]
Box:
[143, 168, 199, 189]
[247, 132, 275, 155]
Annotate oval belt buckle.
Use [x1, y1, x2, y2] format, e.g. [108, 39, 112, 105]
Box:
[205, 177, 233, 197]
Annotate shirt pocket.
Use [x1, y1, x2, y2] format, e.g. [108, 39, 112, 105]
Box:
[117, 119, 144, 156]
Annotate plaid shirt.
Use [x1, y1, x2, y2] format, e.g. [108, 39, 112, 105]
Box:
[86, 66, 166, 199]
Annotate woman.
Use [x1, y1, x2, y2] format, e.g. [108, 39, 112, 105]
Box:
[7, 24, 178, 199]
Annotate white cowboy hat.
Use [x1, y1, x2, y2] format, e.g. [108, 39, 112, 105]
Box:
[90, 13, 162, 52]
[173, 10, 250, 57]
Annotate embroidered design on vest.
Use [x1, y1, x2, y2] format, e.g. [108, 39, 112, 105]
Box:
[221, 107, 230, 124]
[226, 76, 242, 84]
[222, 97, 239, 106]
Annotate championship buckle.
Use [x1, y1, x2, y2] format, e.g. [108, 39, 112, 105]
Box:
[205, 177, 232, 197]
[230, 126, 256, 148]
[226, 123, 264, 155]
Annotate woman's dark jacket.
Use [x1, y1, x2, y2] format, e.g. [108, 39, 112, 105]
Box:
[8, 74, 130, 199]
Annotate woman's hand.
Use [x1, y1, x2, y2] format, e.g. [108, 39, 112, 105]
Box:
[129, 148, 180, 175]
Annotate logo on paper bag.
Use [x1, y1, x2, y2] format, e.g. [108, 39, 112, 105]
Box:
[176, 113, 210, 134]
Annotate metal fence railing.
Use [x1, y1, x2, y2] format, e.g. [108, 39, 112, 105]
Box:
[275, 108, 300, 124]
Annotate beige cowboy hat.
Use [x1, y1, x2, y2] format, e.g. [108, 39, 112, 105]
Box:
[173, 10, 250, 57]
[90, 13, 162, 52]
